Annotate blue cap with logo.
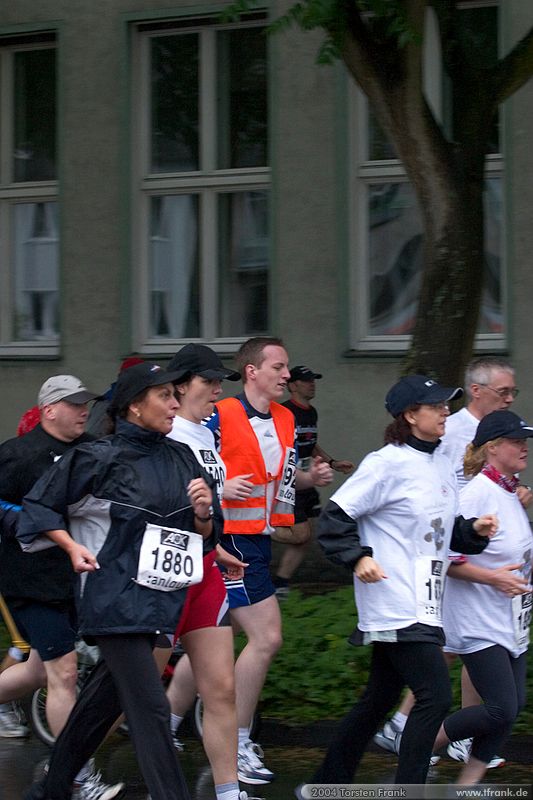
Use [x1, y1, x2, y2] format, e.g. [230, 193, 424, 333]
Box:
[473, 409, 533, 447]
[385, 374, 463, 418]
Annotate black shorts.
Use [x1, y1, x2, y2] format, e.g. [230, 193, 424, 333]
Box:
[294, 488, 321, 524]
[9, 600, 77, 662]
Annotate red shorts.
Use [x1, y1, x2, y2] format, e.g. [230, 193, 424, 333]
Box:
[174, 550, 230, 639]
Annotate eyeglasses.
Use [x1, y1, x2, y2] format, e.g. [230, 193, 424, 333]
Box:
[480, 384, 519, 399]
[420, 402, 449, 412]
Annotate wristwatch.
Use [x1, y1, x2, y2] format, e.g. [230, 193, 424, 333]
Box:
[195, 505, 214, 523]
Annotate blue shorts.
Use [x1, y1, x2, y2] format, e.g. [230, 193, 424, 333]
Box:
[9, 601, 77, 662]
[219, 534, 274, 608]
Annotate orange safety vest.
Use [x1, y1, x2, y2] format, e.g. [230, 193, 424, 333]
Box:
[218, 397, 296, 534]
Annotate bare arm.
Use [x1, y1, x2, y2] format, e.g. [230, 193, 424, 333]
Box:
[447, 560, 530, 597]
[45, 529, 99, 573]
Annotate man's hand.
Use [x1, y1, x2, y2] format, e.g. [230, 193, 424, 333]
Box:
[354, 555, 387, 583]
[332, 460, 355, 475]
[309, 456, 333, 487]
[473, 514, 499, 538]
[216, 544, 249, 581]
[223, 474, 254, 501]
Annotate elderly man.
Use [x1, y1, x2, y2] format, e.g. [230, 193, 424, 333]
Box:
[0, 376, 124, 799]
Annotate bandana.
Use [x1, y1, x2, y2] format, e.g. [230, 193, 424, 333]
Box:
[481, 463, 519, 493]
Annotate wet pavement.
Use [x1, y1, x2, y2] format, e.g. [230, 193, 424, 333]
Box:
[0, 729, 531, 800]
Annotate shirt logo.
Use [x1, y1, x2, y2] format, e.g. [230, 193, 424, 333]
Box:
[199, 449, 217, 464]
[160, 531, 189, 550]
[424, 517, 444, 551]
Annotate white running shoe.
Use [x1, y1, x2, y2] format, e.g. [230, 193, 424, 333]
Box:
[429, 754, 441, 767]
[0, 701, 30, 738]
[373, 720, 401, 754]
[447, 738, 505, 769]
[447, 738, 473, 762]
[237, 740, 275, 785]
[73, 770, 125, 800]
[239, 792, 265, 799]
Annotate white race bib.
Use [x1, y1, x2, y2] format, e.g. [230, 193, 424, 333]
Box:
[512, 591, 532, 650]
[415, 556, 444, 624]
[275, 447, 297, 506]
[134, 524, 203, 592]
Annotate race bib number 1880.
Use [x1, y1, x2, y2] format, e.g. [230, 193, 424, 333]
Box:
[134, 524, 203, 592]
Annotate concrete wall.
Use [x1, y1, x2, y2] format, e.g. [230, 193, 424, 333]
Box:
[1, 1, 533, 498]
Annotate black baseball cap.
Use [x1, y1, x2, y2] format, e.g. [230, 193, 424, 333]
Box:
[168, 343, 240, 381]
[385, 374, 463, 418]
[289, 365, 323, 382]
[110, 362, 189, 413]
[473, 410, 533, 447]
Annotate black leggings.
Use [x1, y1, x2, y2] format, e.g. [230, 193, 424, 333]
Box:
[36, 633, 191, 800]
[313, 641, 452, 785]
[443, 645, 527, 763]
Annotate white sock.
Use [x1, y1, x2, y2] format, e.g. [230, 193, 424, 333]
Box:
[238, 727, 250, 748]
[391, 711, 408, 731]
[170, 713, 184, 734]
[215, 781, 240, 800]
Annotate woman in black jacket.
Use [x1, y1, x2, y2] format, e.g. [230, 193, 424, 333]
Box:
[19, 362, 222, 800]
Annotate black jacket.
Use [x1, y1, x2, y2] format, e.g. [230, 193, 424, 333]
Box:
[18, 420, 222, 637]
[0, 424, 93, 604]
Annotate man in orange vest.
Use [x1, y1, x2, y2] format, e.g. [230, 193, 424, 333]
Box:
[206, 337, 333, 786]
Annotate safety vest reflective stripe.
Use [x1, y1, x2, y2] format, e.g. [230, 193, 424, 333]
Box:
[223, 507, 267, 521]
[248, 485, 266, 498]
[273, 498, 294, 516]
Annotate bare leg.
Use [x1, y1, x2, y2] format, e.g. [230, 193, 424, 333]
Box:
[457, 754, 488, 784]
[461, 664, 482, 707]
[42, 650, 78, 737]
[0, 648, 47, 701]
[166, 653, 198, 717]
[230, 595, 282, 730]
[182, 626, 237, 785]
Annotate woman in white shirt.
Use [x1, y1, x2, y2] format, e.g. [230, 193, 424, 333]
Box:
[302, 375, 497, 789]
[165, 343, 256, 800]
[433, 409, 533, 784]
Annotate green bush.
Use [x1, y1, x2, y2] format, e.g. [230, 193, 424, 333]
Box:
[254, 586, 533, 733]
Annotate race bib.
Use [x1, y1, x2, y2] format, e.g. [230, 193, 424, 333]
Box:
[512, 591, 532, 650]
[415, 556, 444, 624]
[134, 524, 203, 592]
[275, 447, 296, 506]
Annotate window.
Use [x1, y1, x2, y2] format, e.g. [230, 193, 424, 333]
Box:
[348, 2, 503, 352]
[132, 15, 269, 353]
[0, 36, 59, 355]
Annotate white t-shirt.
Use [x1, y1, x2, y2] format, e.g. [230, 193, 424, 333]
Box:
[440, 407, 479, 488]
[443, 472, 533, 657]
[168, 416, 226, 503]
[331, 443, 458, 632]
[248, 415, 282, 534]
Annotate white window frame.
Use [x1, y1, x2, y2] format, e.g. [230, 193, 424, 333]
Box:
[347, 1, 505, 353]
[0, 39, 59, 357]
[131, 14, 270, 356]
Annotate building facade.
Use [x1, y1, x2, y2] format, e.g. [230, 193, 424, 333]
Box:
[1, 0, 533, 486]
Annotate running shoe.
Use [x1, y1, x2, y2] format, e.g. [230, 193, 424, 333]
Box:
[447, 738, 505, 769]
[0, 701, 30, 738]
[172, 733, 185, 751]
[392, 730, 440, 767]
[274, 585, 290, 601]
[447, 738, 473, 762]
[73, 771, 126, 800]
[373, 719, 401, 753]
[239, 793, 265, 800]
[237, 740, 275, 785]
[429, 754, 441, 767]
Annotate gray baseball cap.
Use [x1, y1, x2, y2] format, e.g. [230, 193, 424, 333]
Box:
[38, 375, 98, 407]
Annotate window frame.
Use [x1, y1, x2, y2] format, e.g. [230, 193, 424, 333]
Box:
[0, 34, 59, 357]
[130, 13, 270, 356]
[346, 1, 505, 354]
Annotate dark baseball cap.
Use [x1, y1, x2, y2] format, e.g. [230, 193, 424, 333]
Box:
[385, 374, 463, 418]
[473, 410, 533, 447]
[110, 362, 189, 413]
[168, 343, 240, 381]
[289, 365, 322, 382]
